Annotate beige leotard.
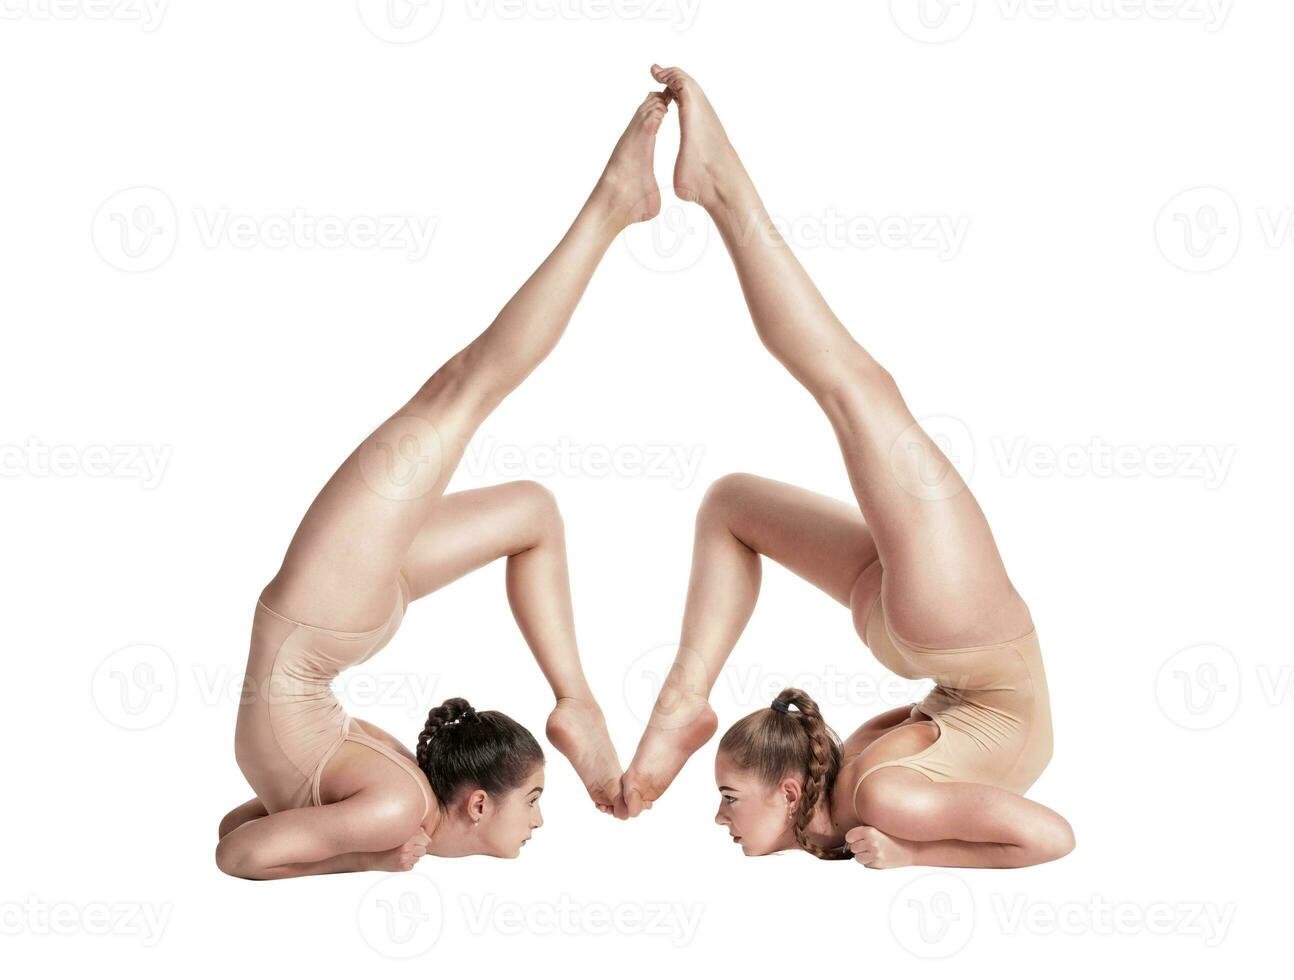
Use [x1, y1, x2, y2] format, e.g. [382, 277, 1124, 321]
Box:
[234, 572, 432, 818]
[855, 593, 1053, 795]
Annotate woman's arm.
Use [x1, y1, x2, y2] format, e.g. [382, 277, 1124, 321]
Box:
[850, 768, 1074, 869]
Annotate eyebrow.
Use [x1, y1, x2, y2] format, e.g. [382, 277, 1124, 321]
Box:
[718, 786, 739, 793]
[529, 787, 544, 796]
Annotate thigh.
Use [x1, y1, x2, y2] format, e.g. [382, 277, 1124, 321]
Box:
[821, 369, 1031, 647]
[708, 473, 879, 606]
[217, 798, 268, 839]
[399, 480, 559, 600]
[265, 389, 485, 630]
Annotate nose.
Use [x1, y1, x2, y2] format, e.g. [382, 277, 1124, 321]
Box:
[533, 806, 544, 829]
[714, 808, 728, 827]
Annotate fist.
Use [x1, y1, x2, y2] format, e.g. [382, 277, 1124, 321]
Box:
[845, 825, 912, 869]
[390, 830, 431, 871]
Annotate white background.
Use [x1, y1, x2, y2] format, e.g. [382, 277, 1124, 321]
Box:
[1, 0, 1288, 973]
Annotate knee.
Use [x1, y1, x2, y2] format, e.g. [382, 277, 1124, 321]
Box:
[696, 472, 763, 529]
[509, 480, 563, 535]
[217, 809, 243, 840]
[214, 835, 257, 880]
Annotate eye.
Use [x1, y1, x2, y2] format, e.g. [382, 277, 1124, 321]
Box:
[722, 794, 737, 805]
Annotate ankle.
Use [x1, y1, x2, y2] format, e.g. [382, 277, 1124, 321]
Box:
[554, 688, 597, 707]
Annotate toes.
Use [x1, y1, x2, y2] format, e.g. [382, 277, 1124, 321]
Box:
[639, 92, 669, 122]
[651, 64, 690, 92]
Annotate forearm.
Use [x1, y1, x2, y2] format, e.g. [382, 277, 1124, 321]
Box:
[907, 837, 1060, 869]
[237, 850, 377, 881]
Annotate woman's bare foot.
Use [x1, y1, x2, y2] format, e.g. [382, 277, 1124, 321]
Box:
[650, 64, 746, 210]
[368, 829, 430, 872]
[619, 693, 718, 818]
[594, 91, 670, 229]
[546, 696, 625, 815]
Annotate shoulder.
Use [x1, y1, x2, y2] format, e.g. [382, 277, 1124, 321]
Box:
[851, 766, 943, 828]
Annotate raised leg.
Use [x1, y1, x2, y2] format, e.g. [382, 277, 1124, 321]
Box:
[262, 92, 671, 632]
[652, 64, 1031, 650]
[619, 473, 880, 816]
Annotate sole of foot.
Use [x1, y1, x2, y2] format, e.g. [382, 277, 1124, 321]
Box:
[546, 697, 625, 814]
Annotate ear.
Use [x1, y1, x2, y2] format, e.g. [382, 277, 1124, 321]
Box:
[467, 789, 488, 822]
[778, 776, 803, 808]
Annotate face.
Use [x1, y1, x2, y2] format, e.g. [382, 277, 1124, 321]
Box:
[475, 764, 545, 859]
[713, 752, 800, 857]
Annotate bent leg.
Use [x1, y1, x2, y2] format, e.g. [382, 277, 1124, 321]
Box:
[654, 65, 1030, 649]
[620, 473, 880, 815]
[214, 774, 426, 880]
[263, 93, 671, 631]
[398, 481, 623, 812]
[217, 798, 268, 840]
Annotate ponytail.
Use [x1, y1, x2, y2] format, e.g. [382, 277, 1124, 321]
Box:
[718, 687, 849, 860]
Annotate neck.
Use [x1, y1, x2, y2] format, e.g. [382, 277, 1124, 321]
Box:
[424, 810, 482, 858]
[794, 804, 847, 856]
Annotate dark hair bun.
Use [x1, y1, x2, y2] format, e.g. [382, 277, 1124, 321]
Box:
[422, 697, 478, 738]
[415, 696, 544, 808]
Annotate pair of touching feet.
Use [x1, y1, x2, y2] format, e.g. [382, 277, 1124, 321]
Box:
[594, 64, 747, 230]
[548, 687, 718, 820]
[546, 66, 736, 818]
